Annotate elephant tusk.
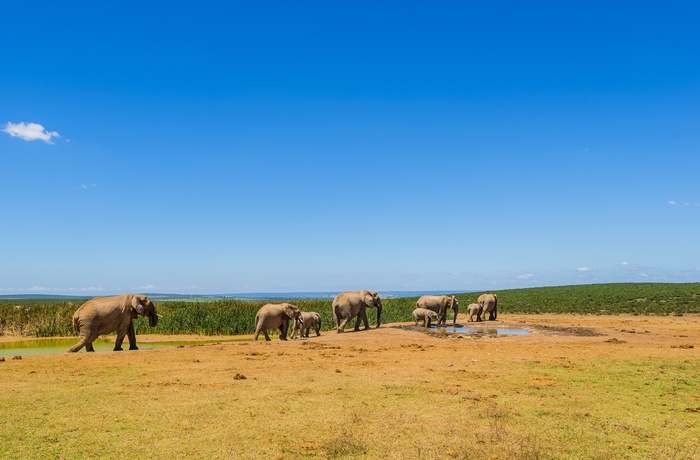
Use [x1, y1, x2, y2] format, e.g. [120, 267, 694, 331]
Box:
[156, 314, 163, 318]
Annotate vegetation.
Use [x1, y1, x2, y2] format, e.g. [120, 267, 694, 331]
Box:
[1, 282, 699, 337]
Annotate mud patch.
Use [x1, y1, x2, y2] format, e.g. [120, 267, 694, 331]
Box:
[605, 338, 627, 344]
[529, 325, 604, 336]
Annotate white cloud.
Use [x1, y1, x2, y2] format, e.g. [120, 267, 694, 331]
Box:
[577, 267, 594, 272]
[669, 200, 700, 207]
[80, 184, 97, 189]
[517, 274, 536, 280]
[3, 121, 60, 144]
[139, 284, 157, 290]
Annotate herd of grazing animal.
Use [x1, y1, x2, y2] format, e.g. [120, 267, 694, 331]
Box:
[68, 291, 499, 350]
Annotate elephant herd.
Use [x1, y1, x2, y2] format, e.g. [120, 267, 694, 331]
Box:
[67, 291, 499, 351]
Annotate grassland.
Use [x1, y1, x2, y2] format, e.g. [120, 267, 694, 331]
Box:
[0, 313, 698, 459]
[1, 283, 699, 338]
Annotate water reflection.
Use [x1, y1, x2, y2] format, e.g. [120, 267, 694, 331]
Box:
[431, 325, 530, 335]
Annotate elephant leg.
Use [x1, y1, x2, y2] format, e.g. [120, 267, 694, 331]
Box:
[337, 316, 350, 333]
[353, 313, 362, 331]
[363, 310, 371, 330]
[253, 320, 265, 341]
[70, 332, 99, 352]
[315, 324, 321, 336]
[69, 337, 88, 352]
[114, 333, 126, 351]
[114, 324, 130, 351]
[263, 329, 271, 341]
[355, 309, 369, 331]
[127, 322, 139, 350]
[280, 323, 288, 341]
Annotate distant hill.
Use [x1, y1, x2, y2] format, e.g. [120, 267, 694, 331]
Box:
[0, 290, 473, 301]
[0, 294, 93, 300]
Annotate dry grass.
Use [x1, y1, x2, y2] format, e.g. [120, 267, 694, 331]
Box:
[1, 314, 699, 459]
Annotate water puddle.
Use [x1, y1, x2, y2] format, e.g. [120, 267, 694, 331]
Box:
[432, 325, 531, 335]
[0, 337, 245, 357]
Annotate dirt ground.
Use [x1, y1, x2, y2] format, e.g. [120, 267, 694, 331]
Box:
[1, 314, 698, 459]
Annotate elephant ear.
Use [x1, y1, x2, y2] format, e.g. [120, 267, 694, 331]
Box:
[131, 295, 146, 316]
[282, 304, 297, 319]
[363, 292, 374, 308]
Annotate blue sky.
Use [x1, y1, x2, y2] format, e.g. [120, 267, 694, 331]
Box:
[2, 1, 699, 295]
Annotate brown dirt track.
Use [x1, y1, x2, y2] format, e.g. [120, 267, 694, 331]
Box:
[1, 314, 698, 459]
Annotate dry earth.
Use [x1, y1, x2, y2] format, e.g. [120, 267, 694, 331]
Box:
[1, 314, 698, 459]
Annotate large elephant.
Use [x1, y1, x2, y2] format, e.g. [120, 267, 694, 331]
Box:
[478, 293, 498, 320]
[291, 311, 322, 339]
[68, 294, 160, 352]
[415, 295, 458, 327]
[332, 290, 383, 333]
[467, 303, 483, 322]
[254, 303, 302, 341]
[412, 307, 438, 327]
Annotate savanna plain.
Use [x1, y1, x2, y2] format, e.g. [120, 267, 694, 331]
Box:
[1, 283, 699, 459]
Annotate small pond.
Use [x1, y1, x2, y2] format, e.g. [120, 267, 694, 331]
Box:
[0, 337, 245, 357]
[432, 325, 531, 335]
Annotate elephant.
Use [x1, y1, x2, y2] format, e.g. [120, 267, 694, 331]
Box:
[478, 293, 498, 320]
[253, 303, 302, 341]
[68, 294, 160, 352]
[291, 311, 322, 339]
[332, 290, 383, 333]
[412, 308, 438, 327]
[415, 295, 458, 327]
[467, 303, 483, 322]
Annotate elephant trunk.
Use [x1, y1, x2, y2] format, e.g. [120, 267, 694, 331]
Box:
[453, 306, 458, 326]
[375, 303, 382, 328]
[148, 311, 159, 327]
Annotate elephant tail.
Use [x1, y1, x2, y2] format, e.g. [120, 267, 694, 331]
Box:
[72, 315, 80, 334]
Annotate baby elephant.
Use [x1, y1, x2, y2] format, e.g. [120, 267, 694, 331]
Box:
[291, 311, 322, 339]
[412, 308, 438, 327]
[467, 303, 483, 322]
